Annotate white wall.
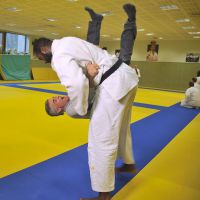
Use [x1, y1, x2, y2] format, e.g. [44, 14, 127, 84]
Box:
[100, 39, 200, 63]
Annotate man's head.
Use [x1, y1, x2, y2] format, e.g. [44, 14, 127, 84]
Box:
[189, 81, 194, 87]
[192, 77, 197, 83]
[45, 96, 70, 116]
[32, 38, 53, 63]
[115, 49, 120, 58]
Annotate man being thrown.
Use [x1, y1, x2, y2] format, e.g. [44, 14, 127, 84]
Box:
[33, 4, 138, 200]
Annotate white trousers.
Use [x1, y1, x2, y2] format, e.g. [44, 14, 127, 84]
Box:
[181, 99, 194, 108]
[88, 86, 137, 192]
[181, 99, 200, 108]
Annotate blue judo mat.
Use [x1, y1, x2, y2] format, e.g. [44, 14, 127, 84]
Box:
[0, 103, 199, 200]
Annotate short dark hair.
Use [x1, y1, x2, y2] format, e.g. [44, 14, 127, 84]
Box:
[189, 81, 194, 87]
[45, 99, 64, 117]
[115, 49, 120, 54]
[192, 77, 197, 82]
[32, 38, 52, 55]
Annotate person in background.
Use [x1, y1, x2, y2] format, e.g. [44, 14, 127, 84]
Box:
[115, 49, 120, 58]
[146, 44, 158, 61]
[146, 40, 158, 61]
[181, 80, 200, 109]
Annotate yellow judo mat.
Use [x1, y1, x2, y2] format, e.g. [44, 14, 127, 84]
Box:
[0, 81, 199, 200]
[0, 83, 160, 177]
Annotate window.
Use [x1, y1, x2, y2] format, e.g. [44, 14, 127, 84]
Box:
[0, 33, 2, 54]
[5, 33, 29, 55]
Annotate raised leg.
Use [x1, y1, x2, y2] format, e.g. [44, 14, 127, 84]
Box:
[119, 3, 137, 65]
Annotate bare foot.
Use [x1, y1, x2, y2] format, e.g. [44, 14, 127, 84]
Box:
[115, 163, 138, 174]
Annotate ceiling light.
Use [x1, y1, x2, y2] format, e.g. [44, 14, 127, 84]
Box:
[160, 5, 179, 10]
[44, 24, 56, 28]
[182, 26, 195, 30]
[46, 18, 57, 22]
[51, 33, 59, 35]
[193, 36, 200, 38]
[67, 0, 78, 2]
[74, 25, 81, 29]
[159, 37, 163, 39]
[6, 7, 22, 12]
[146, 33, 154, 36]
[138, 28, 145, 32]
[113, 38, 120, 41]
[35, 29, 44, 32]
[188, 32, 200, 35]
[6, 23, 16, 26]
[99, 11, 112, 16]
[101, 34, 110, 37]
[176, 19, 190, 23]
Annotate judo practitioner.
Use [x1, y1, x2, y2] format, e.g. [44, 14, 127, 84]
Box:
[192, 76, 200, 84]
[33, 4, 138, 200]
[181, 78, 200, 109]
[46, 3, 137, 117]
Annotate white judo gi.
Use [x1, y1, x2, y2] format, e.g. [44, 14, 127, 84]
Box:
[65, 87, 95, 119]
[181, 81, 200, 108]
[51, 37, 139, 192]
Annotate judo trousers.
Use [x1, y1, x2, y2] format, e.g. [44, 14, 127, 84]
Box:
[88, 85, 137, 192]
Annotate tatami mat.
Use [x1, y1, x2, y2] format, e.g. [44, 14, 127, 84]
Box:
[0, 83, 159, 177]
[113, 114, 200, 200]
[0, 81, 199, 200]
[135, 88, 185, 106]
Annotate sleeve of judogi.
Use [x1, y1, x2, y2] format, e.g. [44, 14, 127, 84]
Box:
[65, 87, 95, 119]
[53, 55, 89, 116]
[65, 101, 90, 119]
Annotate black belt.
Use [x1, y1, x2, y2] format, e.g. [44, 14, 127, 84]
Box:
[99, 59, 123, 85]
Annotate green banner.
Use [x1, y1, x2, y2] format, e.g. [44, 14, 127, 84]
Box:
[1, 55, 31, 80]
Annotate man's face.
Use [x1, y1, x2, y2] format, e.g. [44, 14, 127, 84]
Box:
[36, 52, 52, 63]
[35, 46, 52, 63]
[48, 96, 70, 114]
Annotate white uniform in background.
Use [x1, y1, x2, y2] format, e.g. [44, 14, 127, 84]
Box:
[181, 82, 200, 108]
[51, 37, 139, 192]
[196, 77, 200, 84]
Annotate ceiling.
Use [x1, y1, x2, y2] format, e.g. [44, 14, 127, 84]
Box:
[0, 0, 200, 41]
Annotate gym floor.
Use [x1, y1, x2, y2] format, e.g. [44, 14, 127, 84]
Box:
[0, 81, 199, 200]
